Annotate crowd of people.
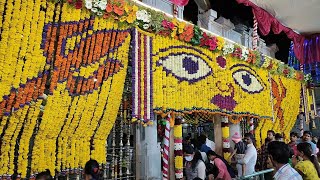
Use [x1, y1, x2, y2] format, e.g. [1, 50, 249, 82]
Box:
[33, 130, 320, 180]
[35, 160, 101, 180]
[183, 130, 320, 180]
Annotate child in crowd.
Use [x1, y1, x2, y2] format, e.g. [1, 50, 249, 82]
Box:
[230, 132, 247, 177]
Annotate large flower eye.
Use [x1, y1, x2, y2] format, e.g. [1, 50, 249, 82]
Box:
[232, 69, 264, 93]
[157, 53, 212, 83]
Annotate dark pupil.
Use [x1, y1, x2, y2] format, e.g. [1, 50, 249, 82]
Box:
[183, 57, 199, 74]
[242, 73, 252, 86]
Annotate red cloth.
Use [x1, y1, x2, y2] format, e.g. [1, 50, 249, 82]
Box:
[170, 0, 189, 6]
[236, 0, 305, 63]
[304, 34, 320, 64]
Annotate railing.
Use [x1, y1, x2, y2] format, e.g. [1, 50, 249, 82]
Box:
[238, 169, 274, 180]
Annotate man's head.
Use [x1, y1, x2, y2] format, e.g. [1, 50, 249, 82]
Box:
[303, 131, 312, 142]
[198, 134, 207, 145]
[275, 133, 284, 142]
[267, 130, 275, 141]
[183, 144, 195, 161]
[267, 141, 291, 167]
[244, 133, 254, 145]
[290, 132, 298, 142]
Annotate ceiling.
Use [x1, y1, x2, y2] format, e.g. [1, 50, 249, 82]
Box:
[248, 0, 320, 35]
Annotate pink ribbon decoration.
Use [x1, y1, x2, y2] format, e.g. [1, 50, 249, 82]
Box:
[170, 0, 189, 6]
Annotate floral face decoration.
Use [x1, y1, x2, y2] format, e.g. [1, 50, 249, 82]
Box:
[151, 34, 273, 118]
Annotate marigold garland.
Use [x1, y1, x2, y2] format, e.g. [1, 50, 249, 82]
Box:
[0, 1, 130, 177]
[174, 119, 183, 179]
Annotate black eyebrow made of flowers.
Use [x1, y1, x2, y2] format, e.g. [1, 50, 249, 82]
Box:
[229, 64, 258, 75]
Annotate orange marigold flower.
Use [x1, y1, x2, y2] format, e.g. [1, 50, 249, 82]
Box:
[114, 6, 124, 16]
[106, 4, 113, 13]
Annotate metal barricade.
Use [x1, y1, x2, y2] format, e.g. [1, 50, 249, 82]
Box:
[237, 169, 274, 180]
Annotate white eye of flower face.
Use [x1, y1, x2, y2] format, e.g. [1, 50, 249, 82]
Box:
[157, 53, 212, 83]
[232, 69, 264, 93]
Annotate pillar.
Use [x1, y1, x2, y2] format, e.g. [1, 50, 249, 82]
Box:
[135, 121, 162, 180]
[214, 114, 222, 156]
[221, 116, 231, 160]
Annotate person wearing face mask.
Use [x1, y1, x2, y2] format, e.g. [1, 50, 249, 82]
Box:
[184, 145, 206, 180]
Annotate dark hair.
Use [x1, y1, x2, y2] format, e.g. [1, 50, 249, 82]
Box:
[198, 134, 207, 145]
[244, 133, 255, 146]
[206, 150, 236, 178]
[184, 144, 195, 154]
[267, 141, 290, 164]
[193, 178, 203, 180]
[85, 159, 100, 180]
[36, 169, 53, 180]
[290, 132, 298, 137]
[191, 151, 204, 170]
[267, 130, 275, 136]
[303, 131, 312, 136]
[297, 142, 320, 177]
[275, 133, 283, 140]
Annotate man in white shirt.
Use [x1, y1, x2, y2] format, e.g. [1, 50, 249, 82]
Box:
[268, 141, 302, 180]
[206, 137, 215, 151]
[201, 132, 215, 151]
[238, 133, 257, 176]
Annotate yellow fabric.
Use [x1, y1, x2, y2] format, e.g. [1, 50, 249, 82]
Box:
[295, 160, 320, 180]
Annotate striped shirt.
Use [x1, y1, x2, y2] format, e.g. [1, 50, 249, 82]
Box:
[274, 163, 303, 180]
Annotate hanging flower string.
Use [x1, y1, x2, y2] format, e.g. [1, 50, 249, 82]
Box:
[222, 116, 231, 160]
[174, 118, 183, 179]
[131, 29, 154, 124]
[0, 1, 130, 177]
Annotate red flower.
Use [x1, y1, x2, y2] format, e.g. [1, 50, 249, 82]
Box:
[296, 72, 303, 80]
[267, 62, 273, 70]
[233, 47, 242, 58]
[161, 20, 169, 28]
[283, 69, 289, 75]
[168, 22, 175, 30]
[161, 20, 175, 29]
[200, 33, 207, 46]
[208, 37, 217, 50]
[75, 0, 83, 9]
[68, 0, 74, 4]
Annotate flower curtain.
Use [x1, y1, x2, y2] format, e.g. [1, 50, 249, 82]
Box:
[0, 1, 129, 177]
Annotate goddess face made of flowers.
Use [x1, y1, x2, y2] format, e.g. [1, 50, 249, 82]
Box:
[152, 36, 275, 118]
